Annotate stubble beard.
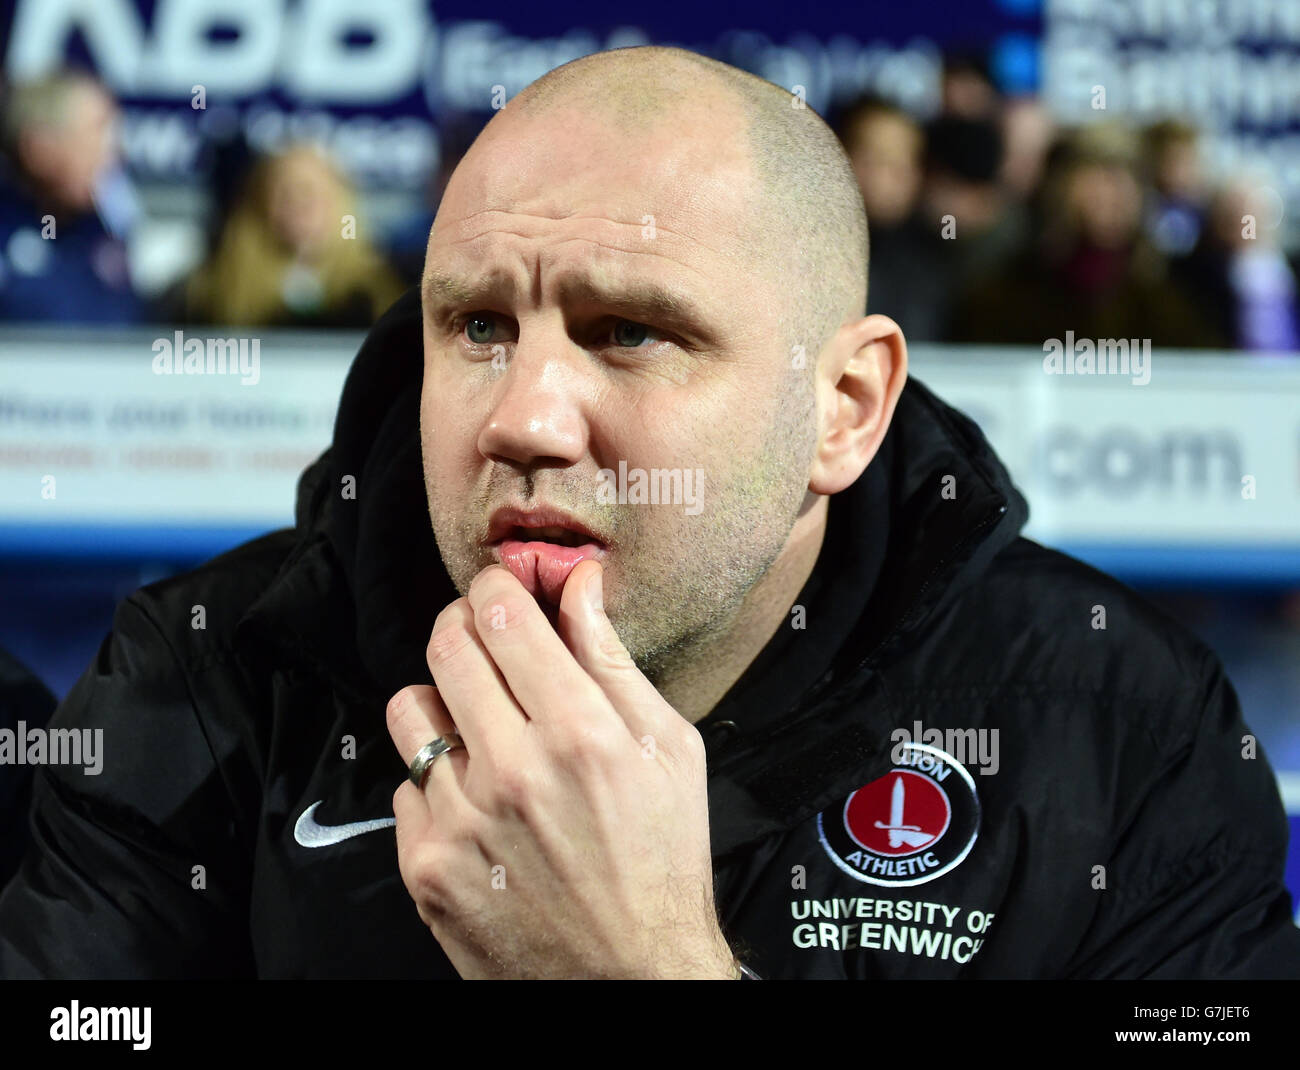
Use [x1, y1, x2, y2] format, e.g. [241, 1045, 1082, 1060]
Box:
[426, 411, 816, 695]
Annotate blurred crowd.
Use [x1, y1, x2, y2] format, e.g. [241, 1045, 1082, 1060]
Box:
[833, 56, 1300, 351]
[0, 70, 406, 329]
[1, 60, 1298, 352]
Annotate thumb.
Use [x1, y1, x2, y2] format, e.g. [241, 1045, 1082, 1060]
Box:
[558, 559, 667, 736]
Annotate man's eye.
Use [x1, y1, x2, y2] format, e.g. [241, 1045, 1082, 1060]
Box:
[612, 320, 655, 347]
[464, 314, 497, 345]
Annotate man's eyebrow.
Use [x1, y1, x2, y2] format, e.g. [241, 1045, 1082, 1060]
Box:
[422, 268, 514, 312]
[423, 268, 711, 335]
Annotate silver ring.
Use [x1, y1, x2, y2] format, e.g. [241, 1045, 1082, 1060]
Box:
[408, 732, 465, 789]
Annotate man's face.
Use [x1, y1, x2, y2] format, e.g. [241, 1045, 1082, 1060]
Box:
[419, 99, 819, 677]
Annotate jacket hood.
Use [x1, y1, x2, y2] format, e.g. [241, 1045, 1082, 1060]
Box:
[281, 288, 1029, 724]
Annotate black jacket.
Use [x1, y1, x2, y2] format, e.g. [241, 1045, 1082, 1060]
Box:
[2, 290, 1297, 978]
[0, 647, 56, 888]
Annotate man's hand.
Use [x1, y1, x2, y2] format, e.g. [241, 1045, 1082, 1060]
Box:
[386, 559, 736, 979]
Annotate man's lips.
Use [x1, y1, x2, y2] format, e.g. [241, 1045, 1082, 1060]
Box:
[491, 539, 608, 604]
[485, 506, 606, 547]
[484, 506, 611, 605]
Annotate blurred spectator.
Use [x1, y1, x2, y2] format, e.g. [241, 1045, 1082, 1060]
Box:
[838, 92, 1025, 341]
[836, 95, 943, 337]
[180, 145, 404, 328]
[1001, 96, 1055, 201]
[940, 53, 999, 120]
[1171, 180, 1300, 353]
[950, 123, 1226, 347]
[923, 114, 1024, 283]
[1142, 119, 1206, 256]
[843, 97, 924, 229]
[0, 70, 144, 324]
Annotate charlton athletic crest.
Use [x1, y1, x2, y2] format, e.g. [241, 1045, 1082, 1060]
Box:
[817, 742, 980, 887]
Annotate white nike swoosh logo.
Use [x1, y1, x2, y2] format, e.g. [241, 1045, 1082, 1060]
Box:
[294, 800, 396, 848]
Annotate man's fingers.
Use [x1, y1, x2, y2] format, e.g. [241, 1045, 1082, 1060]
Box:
[386, 684, 458, 766]
[557, 560, 677, 743]
[425, 598, 525, 758]
[393, 781, 453, 917]
[386, 684, 472, 796]
[466, 564, 611, 728]
[393, 780, 436, 857]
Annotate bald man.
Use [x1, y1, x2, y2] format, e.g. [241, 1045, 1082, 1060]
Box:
[2, 48, 1297, 980]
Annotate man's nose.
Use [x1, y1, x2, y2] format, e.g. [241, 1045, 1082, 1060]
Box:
[476, 336, 589, 468]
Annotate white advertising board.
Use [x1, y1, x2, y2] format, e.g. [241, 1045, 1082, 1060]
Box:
[2, 331, 1298, 577]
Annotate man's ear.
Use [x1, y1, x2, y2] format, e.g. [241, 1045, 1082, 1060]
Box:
[808, 313, 908, 496]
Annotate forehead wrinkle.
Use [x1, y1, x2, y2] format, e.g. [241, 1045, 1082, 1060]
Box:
[546, 255, 710, 314]
[424, 244, 717, 322]
[436, 216, 722, 286]
[439, 207, 724, 258]
[431, 243, 712, 309]
[538, 234, 714, 279]
[443, 228, 726, 286]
